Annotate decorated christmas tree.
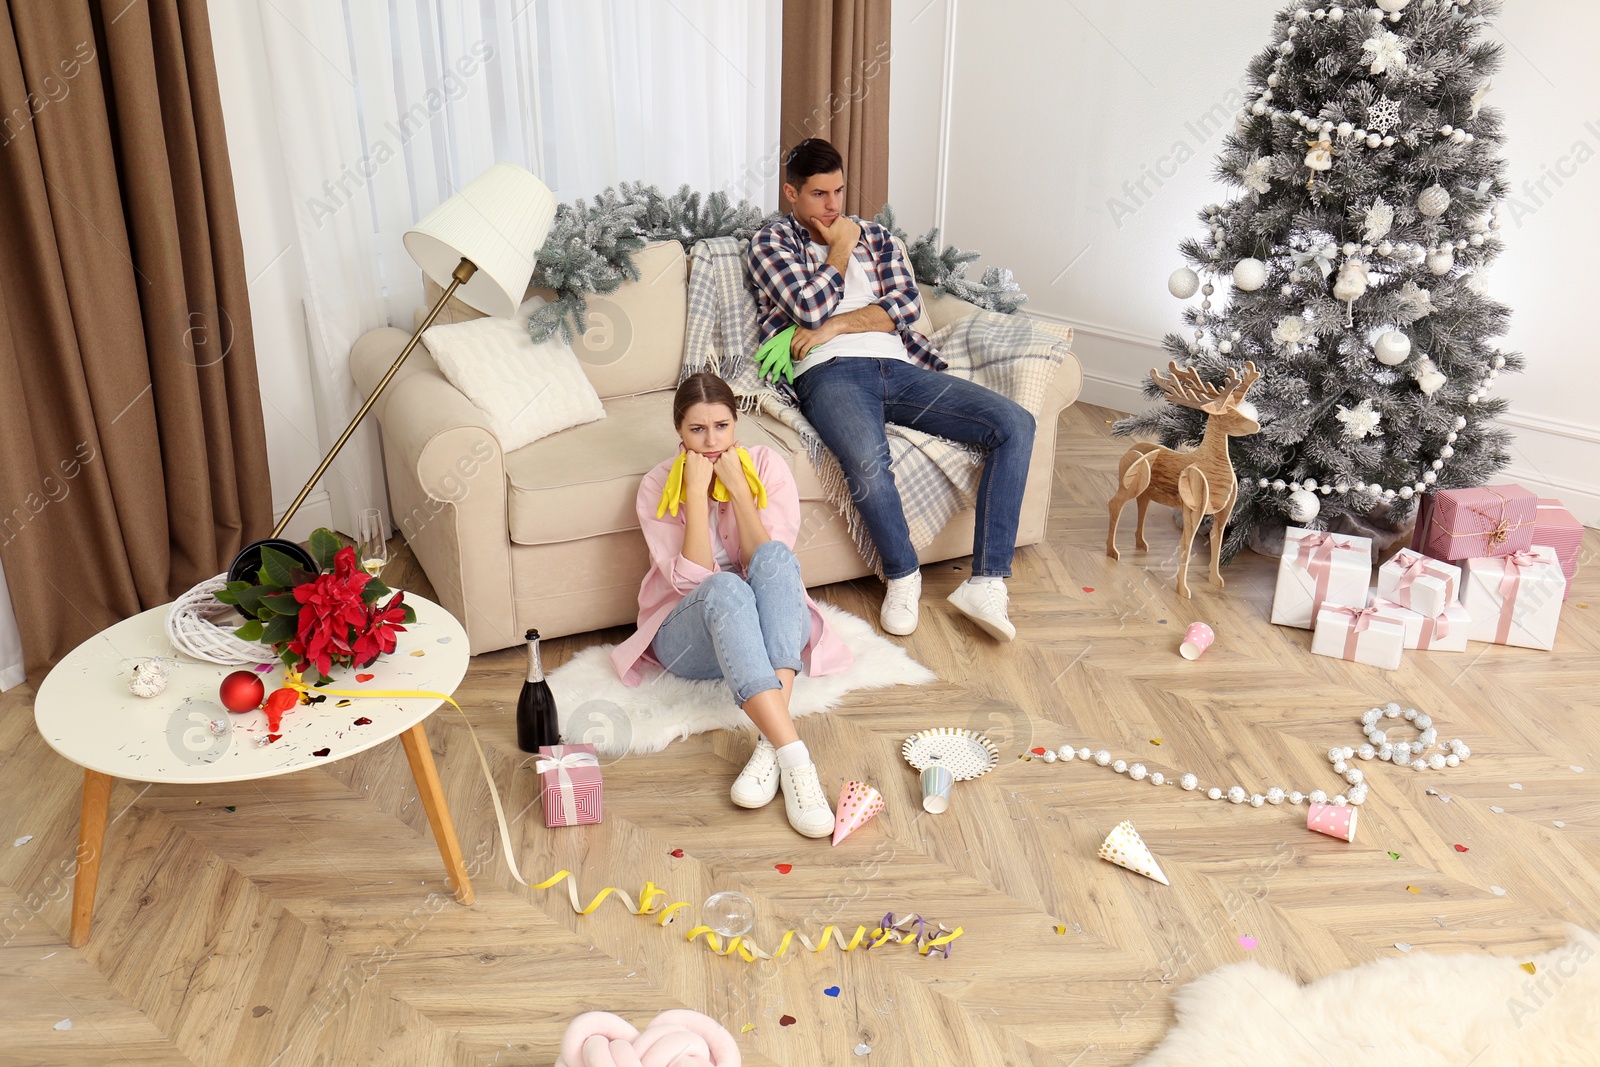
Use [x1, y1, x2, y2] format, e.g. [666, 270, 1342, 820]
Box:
[1116, 0, 1518, 559]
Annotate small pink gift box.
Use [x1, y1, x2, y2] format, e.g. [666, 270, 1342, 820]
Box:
[537, 743, 603, 827]
[1310, 602, 1407, 670]
[1376, 549, 1461, 619]
[1535, 499, 1582, 599]
[1420, 484, 1536, 561]
[1271, 527, 1373, 629]
[1461, 546, 1567, 651]
[1372, 597, 1471, 652]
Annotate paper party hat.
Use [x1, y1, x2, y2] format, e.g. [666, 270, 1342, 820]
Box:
[1097, 820, 1170, 885]
[832, 780, 885, 846]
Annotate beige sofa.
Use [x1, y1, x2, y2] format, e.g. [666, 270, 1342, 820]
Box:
[350, 240, 1081, 655]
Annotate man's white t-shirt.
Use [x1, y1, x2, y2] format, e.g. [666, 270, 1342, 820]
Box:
[791, 245, 912, 378]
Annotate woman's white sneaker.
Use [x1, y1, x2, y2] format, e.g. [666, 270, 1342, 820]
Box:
[880, 571, 922, 635]
[947, 578, 1016, 641]
[780, 762, 835, 838]
[731, 736, 780, 808]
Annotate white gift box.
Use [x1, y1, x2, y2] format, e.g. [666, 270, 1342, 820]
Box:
[1462, 545, 1567, 650]
[1272, 527, 1373, 629]
[1376, 549, 1461, 619]
[1372, 597, 1471, 653]
[1311, 602, 1407, 670]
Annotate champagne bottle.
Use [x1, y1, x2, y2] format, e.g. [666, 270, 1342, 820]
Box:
[516, 629, 560, 752]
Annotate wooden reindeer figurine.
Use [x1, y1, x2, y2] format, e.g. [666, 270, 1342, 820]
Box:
[1106, 361, 1261, 598]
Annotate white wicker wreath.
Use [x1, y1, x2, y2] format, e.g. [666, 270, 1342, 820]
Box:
[165, 574, 277, 666]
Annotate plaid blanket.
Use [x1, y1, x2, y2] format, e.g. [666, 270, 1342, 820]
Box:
[682, 237, 1068, 576]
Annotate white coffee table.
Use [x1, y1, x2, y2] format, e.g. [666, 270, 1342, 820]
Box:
[34, 593, 476, 946]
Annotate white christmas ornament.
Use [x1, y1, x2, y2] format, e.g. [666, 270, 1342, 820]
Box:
[1332, 258, 1369, 304]
[1169, 268, 1200, 299]
[1362, 198, 1395, 242]
[1417, 185, 1451, 217]
[1272, 315, 1309, 352]
[1287, 488, 1321, 522]
[1397, 280, 1435, 320]
[1237, 156, 1272, 195]
[1336, 398, 1384, 439]
[1362, 31, 1409, 75]
[129, 658, 171, 698]
[1427, 248, 1455, 275]
[1303, 138, 1334, 175]
[1374, 330, 1412, 365]
[1233, 257, 1268, 291]
[1376, 0, 1410, 11]
[1413, 356, 1447, 395]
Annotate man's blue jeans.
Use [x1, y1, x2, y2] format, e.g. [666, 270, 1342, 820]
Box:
[794, 357, 1035, 580]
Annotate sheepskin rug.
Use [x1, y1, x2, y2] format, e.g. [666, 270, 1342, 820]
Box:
[1136, 927, 1600, 1066]
[547, 602, 934, 756]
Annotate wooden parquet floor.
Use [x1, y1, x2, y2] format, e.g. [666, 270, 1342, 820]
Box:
[2, 402, 1598, 1066]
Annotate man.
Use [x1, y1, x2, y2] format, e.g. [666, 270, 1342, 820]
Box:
[748, 138, 1035, 641]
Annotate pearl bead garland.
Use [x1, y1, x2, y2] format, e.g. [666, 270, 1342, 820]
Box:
[1036, 704, 1472, 812]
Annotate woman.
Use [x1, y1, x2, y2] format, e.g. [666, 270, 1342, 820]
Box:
[611, 372, 853, 838]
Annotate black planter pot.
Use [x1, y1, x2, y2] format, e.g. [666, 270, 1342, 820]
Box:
[228, 538, 317, 584]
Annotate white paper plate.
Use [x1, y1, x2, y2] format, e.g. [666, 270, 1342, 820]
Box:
[901, 728, 1000, 782]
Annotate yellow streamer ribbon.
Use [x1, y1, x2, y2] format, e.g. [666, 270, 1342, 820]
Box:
[281, 669, 964, 964]
[656, 446, 768, 518]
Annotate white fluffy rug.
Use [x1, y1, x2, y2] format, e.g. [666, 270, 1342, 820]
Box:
[1136, 928, 1600, 1066]
[548, 602, 935, 756]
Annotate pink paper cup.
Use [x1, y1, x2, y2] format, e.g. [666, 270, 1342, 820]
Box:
[1179, 622, 1215, 660]
[1306, 802, 1358, 842]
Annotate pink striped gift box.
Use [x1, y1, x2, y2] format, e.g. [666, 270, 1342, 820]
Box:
[1535, 499, 1582, 600]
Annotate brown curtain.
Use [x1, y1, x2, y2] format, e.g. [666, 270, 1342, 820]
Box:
[779, 0, 891, 218]
[0, 0, 271, 678]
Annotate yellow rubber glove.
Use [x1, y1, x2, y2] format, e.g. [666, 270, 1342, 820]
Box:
[656, 447, 768, 518]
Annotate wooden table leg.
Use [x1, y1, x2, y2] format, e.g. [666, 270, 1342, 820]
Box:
[399, 722, 475, 905]
[69, 770, 114, 948]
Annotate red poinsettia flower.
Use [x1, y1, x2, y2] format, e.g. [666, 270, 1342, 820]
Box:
[288, 547, 370, 678]
[353, 591, 410, 668]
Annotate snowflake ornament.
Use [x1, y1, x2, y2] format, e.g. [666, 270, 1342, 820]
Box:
[1237, 156, 1272, 195]
[1362, 198, 1395, 242]
[1366, 96, 1402, 133]
[1397, 280, 1436, 320]
[1362, 32, 1409, 76]
[1336, 398, 1384, 439]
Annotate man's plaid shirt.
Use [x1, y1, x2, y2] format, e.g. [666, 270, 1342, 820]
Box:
[747, 213, 947, 372]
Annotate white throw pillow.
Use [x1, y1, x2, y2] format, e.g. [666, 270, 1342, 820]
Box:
[421, 297, 605, 451]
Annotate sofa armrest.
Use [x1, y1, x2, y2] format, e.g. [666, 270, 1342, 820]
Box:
[350, 326, 517, 653]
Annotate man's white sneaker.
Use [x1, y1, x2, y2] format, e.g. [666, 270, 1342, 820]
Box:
[779, 762, 835, 838]
[880, 571, 922, 636]
[947, 579, 1016, 641]
[731, 737, 780, 808]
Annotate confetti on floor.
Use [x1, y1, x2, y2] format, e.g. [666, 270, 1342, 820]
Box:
[1454, 844, 1469, 852]
[312, 748, 331, 757]
[13, 835, 31, 847]
[336, 700, 352, 708]
[1054, 925, 1067, 935]
[1521, 962, 1537, 975]
[225, 806, 236, 813]
[1407, 886, 1421, 894]
[1395, 942, 1412, 953]
[741, 1024, 756, 1034]
[1150, 738, 1162, 746]
[1030, 747, 1046, 756]
[774, 863, 793, 874]
[353, 717, 372, 726]
[1157, 619, 1168, 624]
[670, 849, 684, 858]
[1554, 821, 1566, 828]
[1237, 936, 1257, 950]
[1491, 886, 1506, 896]
[1388, 851, 1401, 860]
[855, 1044, 873, 1056]
[410, 649, 426, 657]
[779, 1015, 796, 1027]
[252, 1006, 271, 1018]
[1572, 766, 1585, 773]
[1082, 587, 1095, 593]
[824, 985, 841, 997]
[1509, 783, 1523, 790]
[356, 673, 375, 682]
[1490, 805, 1505, 813]
[53, 1020, 71, 1031]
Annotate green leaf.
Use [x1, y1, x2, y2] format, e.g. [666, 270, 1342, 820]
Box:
[259, 546, 297, 589]
[308, 527, 343, 572]
[234, 586, 265, 617]
[214, 587, 240, 606]
[399, 605, 417, 624]
[262, 592, 302, 616]
[361, 578, 389, 606]
[262, 613, 299, 646]
[234, 619, 264, 642]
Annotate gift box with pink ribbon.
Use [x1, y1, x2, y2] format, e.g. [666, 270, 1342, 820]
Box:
[1372, 597, 1471, 653]
[1376, 549, 1461, 619]
[1310, 602, 1407, 670]
[1271, 527, 1373, 629]
[537, 743, 604, 828]
[1461, 545, 1567, 650]
[1419, 484, 1537, 562]
[1536, 499, 1582, 599]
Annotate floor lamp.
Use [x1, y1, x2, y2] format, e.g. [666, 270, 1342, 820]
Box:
[230, 163, 557, 581]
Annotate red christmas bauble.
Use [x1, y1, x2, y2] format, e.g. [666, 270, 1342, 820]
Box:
[220, 670, 266, 713]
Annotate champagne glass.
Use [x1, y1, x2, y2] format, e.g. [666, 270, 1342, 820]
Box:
[356, 508, 389, 579]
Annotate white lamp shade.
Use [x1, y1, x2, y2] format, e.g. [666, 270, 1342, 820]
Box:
[403, 163, 557, 318]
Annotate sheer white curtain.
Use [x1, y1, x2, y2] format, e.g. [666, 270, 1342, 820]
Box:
[256, 0, 781, 534]
[0, 560, 22, 691]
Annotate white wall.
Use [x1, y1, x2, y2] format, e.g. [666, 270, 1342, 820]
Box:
[208, 0, 334, 541]
[891, 0, 1600, 526]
